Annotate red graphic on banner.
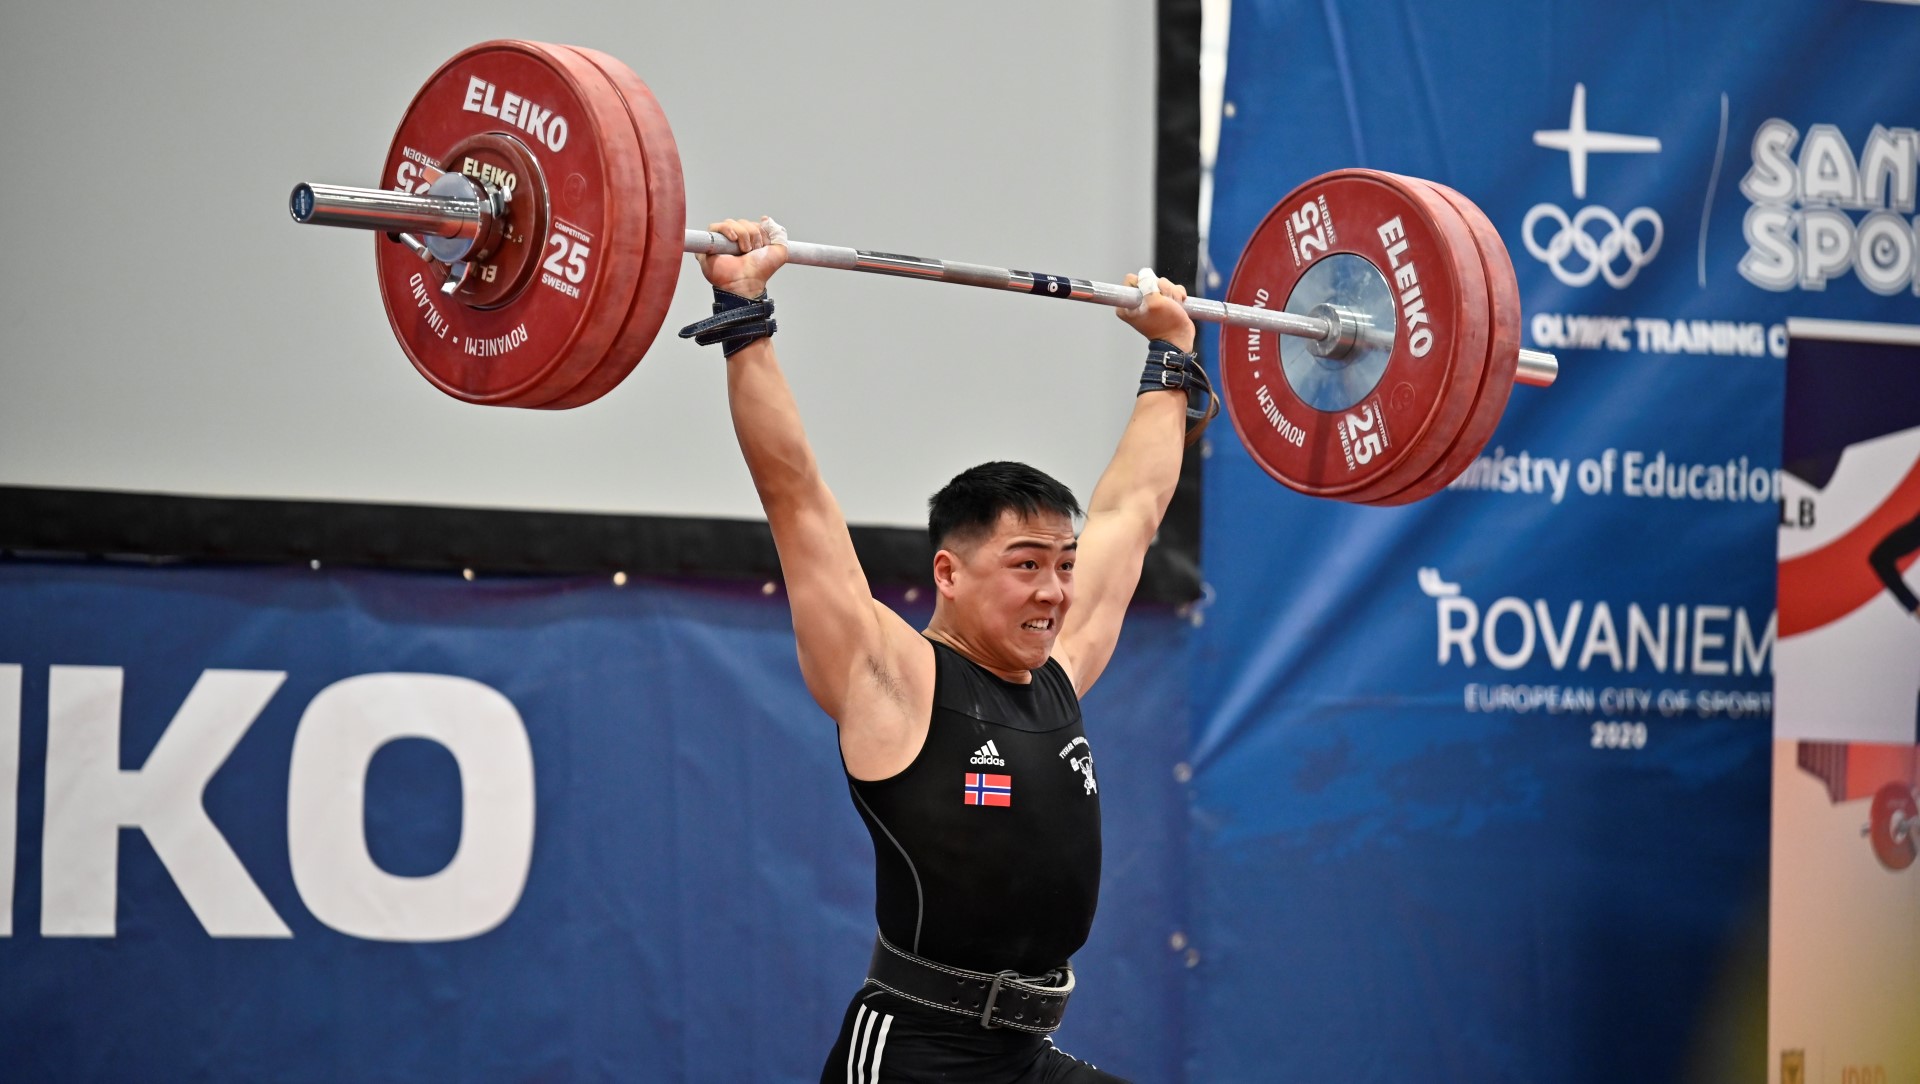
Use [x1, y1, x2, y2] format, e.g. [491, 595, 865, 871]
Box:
[1779, 454, 1920, 636]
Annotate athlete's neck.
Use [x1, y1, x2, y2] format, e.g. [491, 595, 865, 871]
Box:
[922, 625, 1034, 685]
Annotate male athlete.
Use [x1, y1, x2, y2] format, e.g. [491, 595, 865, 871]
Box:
[683, 217, 1208, 1083]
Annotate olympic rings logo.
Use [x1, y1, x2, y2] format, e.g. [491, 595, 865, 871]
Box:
[1522, 204, 1664, 289]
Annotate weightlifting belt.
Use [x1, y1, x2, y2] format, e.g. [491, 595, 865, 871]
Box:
[865, 933, 1074, 1034]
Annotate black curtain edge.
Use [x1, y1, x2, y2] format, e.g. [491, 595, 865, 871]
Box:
[0, 485, 1200, 604]
[1156, 0, 1206, 602]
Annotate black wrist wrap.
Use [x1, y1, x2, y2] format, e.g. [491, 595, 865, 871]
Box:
[1138, 339, 1219, 446]
[678, 288, 777, 357]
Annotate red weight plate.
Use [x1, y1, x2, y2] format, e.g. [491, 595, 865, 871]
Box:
[1368, 180, 1523, 506]
[467, 41, 651, 406]
[1219, 169, 1485, 499]
[528, 45, 687, 410]
[1338, 177, 1489, 503]
[1868, 783, 1917, 871]
[377, 40, 648, 406]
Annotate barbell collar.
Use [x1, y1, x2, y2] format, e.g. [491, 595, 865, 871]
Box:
[1302, 302, 1382, 360]
[393, 232, 435, 261]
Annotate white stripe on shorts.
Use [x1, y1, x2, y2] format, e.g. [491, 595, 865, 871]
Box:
[846, 1003, 894, 1083]
[869, 1012, 893, 1079]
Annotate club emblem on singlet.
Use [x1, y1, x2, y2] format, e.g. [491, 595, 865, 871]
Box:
[963, 773, 1012, 807]
[1058, 736, 1098, 796]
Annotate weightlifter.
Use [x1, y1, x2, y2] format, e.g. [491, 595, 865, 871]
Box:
[682, 216, 1211, 1083]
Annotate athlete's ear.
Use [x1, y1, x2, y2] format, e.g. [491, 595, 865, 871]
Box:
[932, 549, 961, 598]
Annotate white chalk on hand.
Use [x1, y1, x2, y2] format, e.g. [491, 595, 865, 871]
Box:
[760, 216, 790, 247]
[1127, 266, 1160, 315]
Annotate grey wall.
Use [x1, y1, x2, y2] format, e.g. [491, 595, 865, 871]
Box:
[0, 1, 1157, 529]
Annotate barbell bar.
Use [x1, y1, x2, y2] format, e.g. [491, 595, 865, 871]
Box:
[291, 180, 1556, 387]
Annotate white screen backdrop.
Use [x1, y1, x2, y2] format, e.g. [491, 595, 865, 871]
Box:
[0, 1, 1157, 529]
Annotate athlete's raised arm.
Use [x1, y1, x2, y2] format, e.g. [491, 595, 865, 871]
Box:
[1054, 273, 1205, 696]
[692, 217, 932, 778]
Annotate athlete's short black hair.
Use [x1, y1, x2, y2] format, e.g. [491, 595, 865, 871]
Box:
[928, 461, 1082, 552]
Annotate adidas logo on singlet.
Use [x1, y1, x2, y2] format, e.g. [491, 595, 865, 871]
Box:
[969, 740, 1006, 767]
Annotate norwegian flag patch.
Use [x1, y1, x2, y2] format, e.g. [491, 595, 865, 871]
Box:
[964, 772, 1012, 807]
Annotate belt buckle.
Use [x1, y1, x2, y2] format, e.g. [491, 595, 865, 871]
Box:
[979, 970, 1022, 1029]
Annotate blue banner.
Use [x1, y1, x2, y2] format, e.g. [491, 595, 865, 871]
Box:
[1192, 1, 1920, 1080]
[0, 563, 1188, 1081]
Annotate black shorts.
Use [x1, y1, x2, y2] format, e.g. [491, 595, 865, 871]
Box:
[821, 985, 1131, 1084]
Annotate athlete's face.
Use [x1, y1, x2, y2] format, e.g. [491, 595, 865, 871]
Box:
[940, 509, 1076, 673]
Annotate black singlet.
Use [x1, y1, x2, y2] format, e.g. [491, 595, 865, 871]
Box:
[846, 638, 1102, 977]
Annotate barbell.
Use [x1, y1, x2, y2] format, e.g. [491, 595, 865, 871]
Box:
[287, 39, 1558, 505]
